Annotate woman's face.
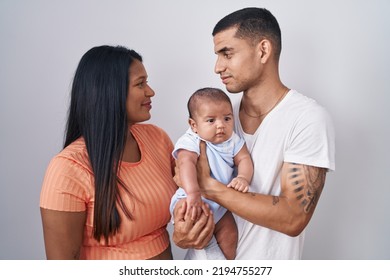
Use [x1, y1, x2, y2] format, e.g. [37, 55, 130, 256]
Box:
[126, 59, 155, 125]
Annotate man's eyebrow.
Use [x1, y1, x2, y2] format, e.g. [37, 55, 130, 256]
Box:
[215, 47, 233, 54]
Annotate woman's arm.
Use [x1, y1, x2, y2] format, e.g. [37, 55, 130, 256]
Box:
[40, 208, 86, 259]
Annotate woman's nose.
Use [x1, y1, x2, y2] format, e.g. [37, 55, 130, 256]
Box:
[146, 84, 155, 97]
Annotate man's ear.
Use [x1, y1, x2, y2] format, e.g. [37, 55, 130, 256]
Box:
[257, 39, 272, 63]
[188, 118, 197, 133]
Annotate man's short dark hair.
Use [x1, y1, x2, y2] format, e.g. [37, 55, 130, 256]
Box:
[212, 7, 282, 61]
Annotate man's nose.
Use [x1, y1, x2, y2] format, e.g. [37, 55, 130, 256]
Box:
[214, 57, 225, 74]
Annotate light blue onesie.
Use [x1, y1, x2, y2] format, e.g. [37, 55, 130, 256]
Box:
[169, 128, 245, 224]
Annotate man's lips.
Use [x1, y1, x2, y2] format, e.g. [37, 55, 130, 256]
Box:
[221, 76, 231, 84]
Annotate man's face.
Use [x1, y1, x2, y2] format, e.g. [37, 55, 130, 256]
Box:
[213, 27, 263, 93]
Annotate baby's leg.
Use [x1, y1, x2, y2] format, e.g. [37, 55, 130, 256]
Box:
[214, 211, 238, 260]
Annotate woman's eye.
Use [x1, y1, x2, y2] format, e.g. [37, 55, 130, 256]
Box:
[137, 80, 148, 88]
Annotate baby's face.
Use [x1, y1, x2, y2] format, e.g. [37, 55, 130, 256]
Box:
[189, 100, 234, 144]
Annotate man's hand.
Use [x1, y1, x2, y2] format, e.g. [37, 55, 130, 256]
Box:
[196, 141, 211, 177]
[173, 162, 182, 187]
[172, 199, 214, 249]
[196, 141, 215, 195]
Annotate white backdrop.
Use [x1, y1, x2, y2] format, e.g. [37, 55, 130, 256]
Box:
[1, 0, 389, 260]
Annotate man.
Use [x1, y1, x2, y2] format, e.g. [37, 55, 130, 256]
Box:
[173, 7, 335, 259]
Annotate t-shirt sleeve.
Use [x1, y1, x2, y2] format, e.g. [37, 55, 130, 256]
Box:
[172, 133, 200, 159]
[40, 156, 91, 211]
[284, 106, 335, 171]
[232, 132, 246, 156]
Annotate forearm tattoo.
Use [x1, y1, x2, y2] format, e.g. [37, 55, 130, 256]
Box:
[289, 163, 325, 213]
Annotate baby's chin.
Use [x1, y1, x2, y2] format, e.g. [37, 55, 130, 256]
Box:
[210, 135, 230, 144]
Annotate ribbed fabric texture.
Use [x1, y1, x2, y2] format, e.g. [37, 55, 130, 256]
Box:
[40, 124, 177, 259]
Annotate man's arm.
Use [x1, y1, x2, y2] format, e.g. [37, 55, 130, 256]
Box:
[197, 141, 326, 237]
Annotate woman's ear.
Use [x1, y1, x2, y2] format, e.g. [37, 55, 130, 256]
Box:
[188, 118, 197, 133]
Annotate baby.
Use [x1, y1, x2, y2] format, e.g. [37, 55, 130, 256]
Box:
[170, 87, 253, 260]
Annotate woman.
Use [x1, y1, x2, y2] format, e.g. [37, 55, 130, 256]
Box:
[40, 45, 178, 259]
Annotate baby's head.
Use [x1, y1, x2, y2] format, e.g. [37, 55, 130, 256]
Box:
[187, 87, 234, 144]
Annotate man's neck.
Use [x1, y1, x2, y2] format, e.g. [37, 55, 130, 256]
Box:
[242, 80, 286, 115]
[239, 79, 288, 134]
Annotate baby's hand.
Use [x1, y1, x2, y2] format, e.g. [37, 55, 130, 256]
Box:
[227, 176, 249, 192]
[186, 192, 203, 221]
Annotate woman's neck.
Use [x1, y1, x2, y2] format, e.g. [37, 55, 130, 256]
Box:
[122, 129, 141, 163]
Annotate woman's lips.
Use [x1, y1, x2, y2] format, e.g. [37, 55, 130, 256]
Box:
[142, 102, 152, 110]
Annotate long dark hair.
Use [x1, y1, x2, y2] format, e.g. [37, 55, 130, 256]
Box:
[64, 45, 142, 243]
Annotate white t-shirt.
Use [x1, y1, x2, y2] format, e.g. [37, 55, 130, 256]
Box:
[233, 90, 335, 259]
